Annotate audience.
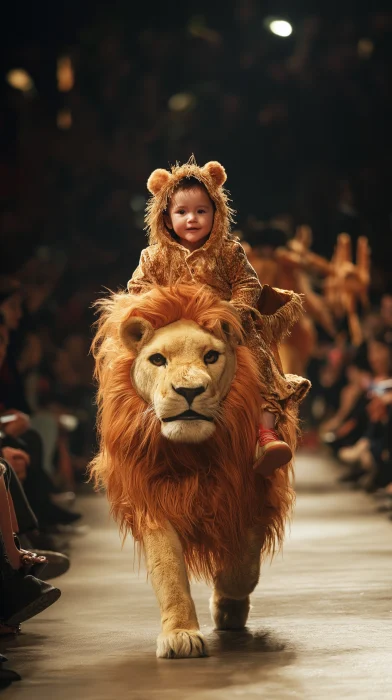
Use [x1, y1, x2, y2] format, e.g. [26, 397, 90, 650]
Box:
[0, 0, 391, 683]
[315, 297, 392, 511]
[0, 308, 72, 680]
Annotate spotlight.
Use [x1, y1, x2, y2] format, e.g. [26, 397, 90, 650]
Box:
[168, 92, 196, 112]
[265, 18, 293, 38]
[57, 108, 72, 129]
[188, 16, 221, 44]
[57, 56, 74, 92]
[6, 68, 34, 92]
[357, 38, 374, 59]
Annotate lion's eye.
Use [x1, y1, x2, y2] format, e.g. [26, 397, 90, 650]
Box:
[149, 353, 167, 367]
[204, 350, 220, 365]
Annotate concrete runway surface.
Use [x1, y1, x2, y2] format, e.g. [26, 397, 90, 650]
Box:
[1, 450, 392, 699]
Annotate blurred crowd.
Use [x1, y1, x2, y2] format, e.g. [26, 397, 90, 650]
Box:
[304, 285, 392, 504]
[1, 0, 392, 683]
[0, 275, 91, 682]
[242, 221, 392, 521]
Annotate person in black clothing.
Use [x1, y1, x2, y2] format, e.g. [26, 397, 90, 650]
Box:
[0, 277, 30, 414]
[0, 457, 61, 637]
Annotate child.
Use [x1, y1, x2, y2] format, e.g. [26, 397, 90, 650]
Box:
[128, 157, 310, 476]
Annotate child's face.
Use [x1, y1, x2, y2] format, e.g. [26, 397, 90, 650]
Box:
[164, 186, 214, 252]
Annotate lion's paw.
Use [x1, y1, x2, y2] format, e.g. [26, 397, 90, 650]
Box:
[210, 594, 250, 630]
[156, 629, 209, 659]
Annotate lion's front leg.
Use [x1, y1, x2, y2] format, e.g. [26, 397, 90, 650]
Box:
[143, 522, 208, 659]
[210, 529, 263, 630]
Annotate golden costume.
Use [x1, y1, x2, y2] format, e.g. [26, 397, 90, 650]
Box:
[128, 158, 310, 420]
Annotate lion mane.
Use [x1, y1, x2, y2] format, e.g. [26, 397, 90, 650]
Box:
[89, 284, 294, 581]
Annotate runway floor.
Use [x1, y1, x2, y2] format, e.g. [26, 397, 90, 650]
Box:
[1, 449, 392, 699]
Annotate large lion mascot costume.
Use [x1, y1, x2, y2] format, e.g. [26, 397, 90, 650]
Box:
[89, 283, 294, 659]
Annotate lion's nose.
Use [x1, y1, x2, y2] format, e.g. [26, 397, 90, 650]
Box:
[172, 385, 206, 406]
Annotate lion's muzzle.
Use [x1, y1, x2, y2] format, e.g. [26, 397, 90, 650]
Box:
[162, 409, 213, 423]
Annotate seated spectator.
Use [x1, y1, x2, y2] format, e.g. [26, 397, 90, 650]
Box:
[327, 331, 392, 491]
[0, 458, 61, 634]
[0, 310, 82, 532]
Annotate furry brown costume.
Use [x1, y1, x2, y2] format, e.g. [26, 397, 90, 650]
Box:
[128, 157, 310, 427]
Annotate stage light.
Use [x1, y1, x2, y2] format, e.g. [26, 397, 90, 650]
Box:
[57, 56, 74, 92]
[266, 19, 293, 38]
[188, 15, 221, 44]
[357, 38, 374, 59]
[57, 108, 72, 129]
[6, 68, 34, 92]
[168, 92, 196, 111]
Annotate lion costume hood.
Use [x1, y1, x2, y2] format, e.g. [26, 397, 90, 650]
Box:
[145, 155, 234, 252]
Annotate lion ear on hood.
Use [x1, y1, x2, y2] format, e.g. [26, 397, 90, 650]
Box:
[147, 169, 171, 195]
[119, 316, 154, 354]
[201, 161, 227, 188]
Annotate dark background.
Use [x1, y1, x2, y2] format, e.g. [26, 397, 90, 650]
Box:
[1, 0, 391, 296]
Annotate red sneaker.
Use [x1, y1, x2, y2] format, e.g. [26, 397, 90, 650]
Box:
[253, 427, 292, 476]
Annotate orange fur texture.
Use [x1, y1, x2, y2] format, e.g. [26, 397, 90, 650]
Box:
[89, 284, 294, 581]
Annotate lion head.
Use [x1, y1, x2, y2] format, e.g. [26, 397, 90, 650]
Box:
[119, 316, 239, 444]
[92, 283, 248, 443]
[90, 284, 293, 579]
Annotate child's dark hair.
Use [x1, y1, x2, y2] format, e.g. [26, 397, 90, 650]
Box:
[170, 176, 215, 209]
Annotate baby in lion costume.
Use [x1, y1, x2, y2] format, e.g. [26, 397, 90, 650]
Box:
[128, 157, 310, 474]
[89, 159, 311, 659]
